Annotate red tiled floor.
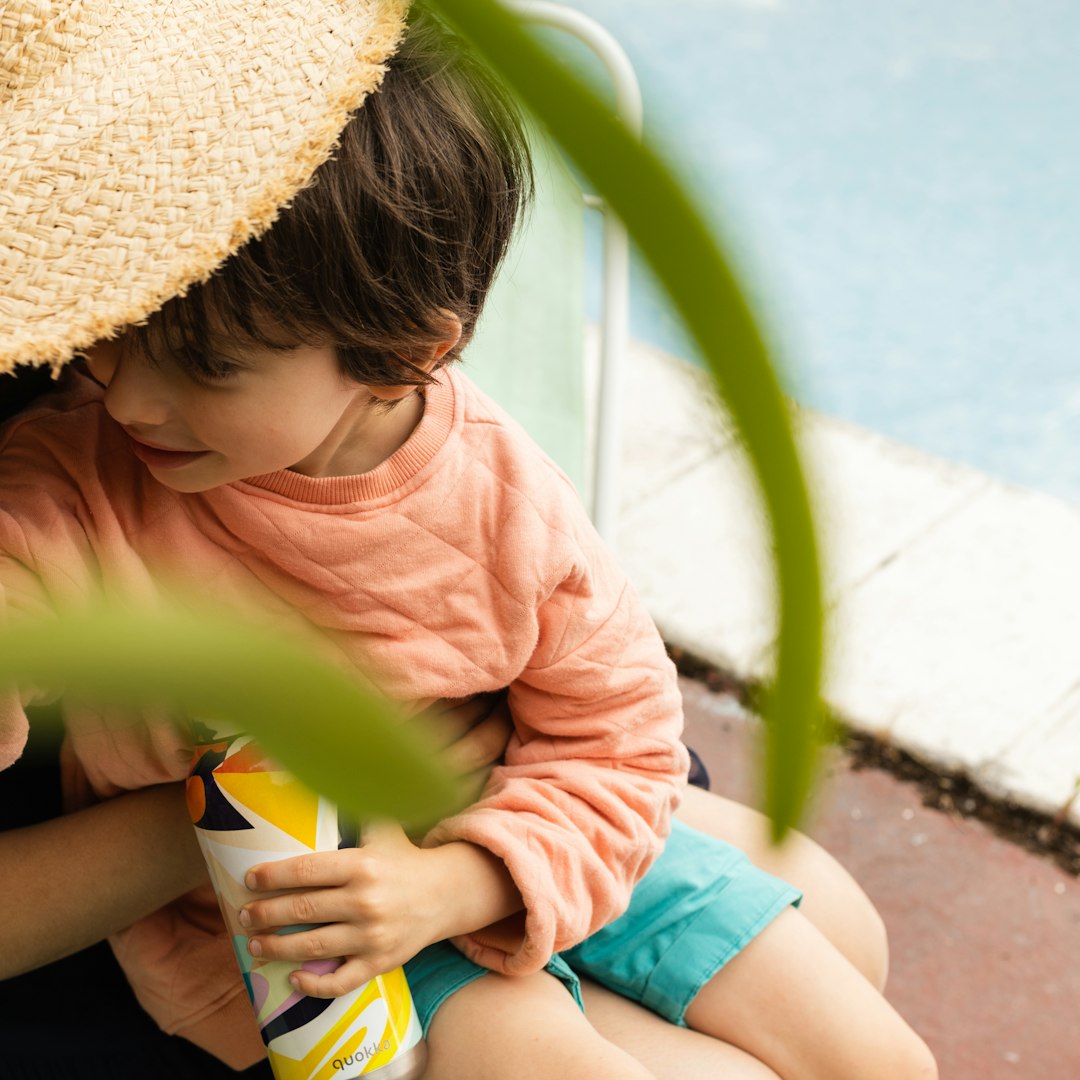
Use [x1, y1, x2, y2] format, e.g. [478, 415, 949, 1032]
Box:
[680, 677, 1080, 1080]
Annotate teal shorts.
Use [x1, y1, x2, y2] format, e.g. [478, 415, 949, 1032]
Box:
[403, 820, 802, 1032]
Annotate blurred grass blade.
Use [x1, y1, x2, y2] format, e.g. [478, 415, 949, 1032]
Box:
[429, 0, 824, 838]
[0, 600, 462, 829]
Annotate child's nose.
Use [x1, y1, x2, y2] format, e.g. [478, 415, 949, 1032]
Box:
[100, 351, 172, 428]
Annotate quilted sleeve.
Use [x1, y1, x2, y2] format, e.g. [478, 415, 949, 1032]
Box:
[422, 533, 690, 976]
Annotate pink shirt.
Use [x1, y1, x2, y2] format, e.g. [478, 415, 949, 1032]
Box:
[0, 366, 688, 1066]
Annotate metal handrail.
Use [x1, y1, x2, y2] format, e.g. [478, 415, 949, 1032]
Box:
[506, 1, 643, 545]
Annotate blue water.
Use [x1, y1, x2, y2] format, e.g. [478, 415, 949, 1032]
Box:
[554, 0, 1080, 504]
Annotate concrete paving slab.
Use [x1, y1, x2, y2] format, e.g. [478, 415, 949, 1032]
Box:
[617, 387, 993, 683]
[618, 446, 773, 675]
[828, 483, 1080, 805]
[797, 412, 989, 601]
[980, 683, 1080, 821]
[592, 331, 735, 513]
[680, 677, 1080, 1080]
[617, 338, 1080, 826]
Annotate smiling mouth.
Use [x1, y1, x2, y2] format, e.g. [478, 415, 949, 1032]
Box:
[126, 433, 210, 469]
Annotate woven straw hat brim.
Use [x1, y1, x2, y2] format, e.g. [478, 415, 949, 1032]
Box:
[0, 0, 410, 375]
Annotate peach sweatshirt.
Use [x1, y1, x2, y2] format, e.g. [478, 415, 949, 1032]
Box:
[0, 366, 688, 1067]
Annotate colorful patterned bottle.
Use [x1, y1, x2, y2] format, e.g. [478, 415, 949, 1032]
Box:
[187, 720, 427, 1080]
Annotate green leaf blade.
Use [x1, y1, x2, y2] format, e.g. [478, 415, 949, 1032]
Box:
[0, 602, 463, 829]
[429, 0, 825, 837]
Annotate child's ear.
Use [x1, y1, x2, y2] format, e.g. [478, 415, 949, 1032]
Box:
[424, 311, 463, 369]
[367, 314, 462, 403]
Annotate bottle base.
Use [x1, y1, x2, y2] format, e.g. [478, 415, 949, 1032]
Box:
[361, 1038, 428, 1079]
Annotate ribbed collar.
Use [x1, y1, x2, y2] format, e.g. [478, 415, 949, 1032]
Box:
[237, 367, 458, 506]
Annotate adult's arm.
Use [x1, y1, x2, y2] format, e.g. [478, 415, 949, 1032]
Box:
[0, 691, 514, 983]
[0, 780, 207, 980]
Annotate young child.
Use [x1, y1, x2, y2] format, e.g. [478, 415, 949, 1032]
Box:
[0, 3, 936, 1078]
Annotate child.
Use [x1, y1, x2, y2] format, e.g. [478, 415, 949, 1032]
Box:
[0, 3, 936, 1077]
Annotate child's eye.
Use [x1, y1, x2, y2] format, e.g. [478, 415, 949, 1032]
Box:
[184, 357, 246, 386]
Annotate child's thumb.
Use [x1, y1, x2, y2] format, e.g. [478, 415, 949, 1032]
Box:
[359, 818, 409, 848]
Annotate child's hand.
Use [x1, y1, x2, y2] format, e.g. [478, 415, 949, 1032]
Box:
[239, 822, 441, 997]
[239, 821, 521, 998]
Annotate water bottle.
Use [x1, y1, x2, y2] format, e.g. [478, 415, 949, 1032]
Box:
[187, 720, 427, 1079]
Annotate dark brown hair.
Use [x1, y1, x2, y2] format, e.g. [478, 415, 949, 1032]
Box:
[128, 6, 533, 388]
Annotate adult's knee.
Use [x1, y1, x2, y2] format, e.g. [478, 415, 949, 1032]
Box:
[673, 789, 891, 989]
[766, 828, 891, 992]
[426, 971, 656, 1080]
[858, 892, 890, 992]
[890, 1028, 939, 1080]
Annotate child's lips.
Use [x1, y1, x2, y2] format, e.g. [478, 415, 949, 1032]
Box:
[126, 432, 210, 469]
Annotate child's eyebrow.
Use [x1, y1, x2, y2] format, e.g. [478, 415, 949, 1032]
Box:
[204, 344, 259, 366]
[197, 335, 276, 368]
[204, 322, 304, 363]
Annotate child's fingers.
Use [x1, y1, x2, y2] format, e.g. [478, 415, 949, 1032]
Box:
[289, 956, 379, 999]
[241, 888, 344, 932]
[245, 922, 357, 965]
[245, 850, 352, 894]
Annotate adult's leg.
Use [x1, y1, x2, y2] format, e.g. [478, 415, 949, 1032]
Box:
[675, 785, 890, 990]
[683, 907, 937, 1080]
[424, 969, 655, 1080]
[563, 787, 912, 1078]
[578, 978, 781, 1080]
[571, 822, 934, 1080]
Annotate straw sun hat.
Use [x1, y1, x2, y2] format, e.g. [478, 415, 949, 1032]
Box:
[0, 0, 411, 376]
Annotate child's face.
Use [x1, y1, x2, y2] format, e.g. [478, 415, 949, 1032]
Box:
[82, 331, 415, 493]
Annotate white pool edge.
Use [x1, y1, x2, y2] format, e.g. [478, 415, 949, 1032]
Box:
[600, 332, 1080, 829]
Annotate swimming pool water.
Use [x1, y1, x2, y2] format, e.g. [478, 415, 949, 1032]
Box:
[559, 0, 1080, 504]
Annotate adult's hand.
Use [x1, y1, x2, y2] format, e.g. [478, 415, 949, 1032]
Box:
[416, 691, 513, 802]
